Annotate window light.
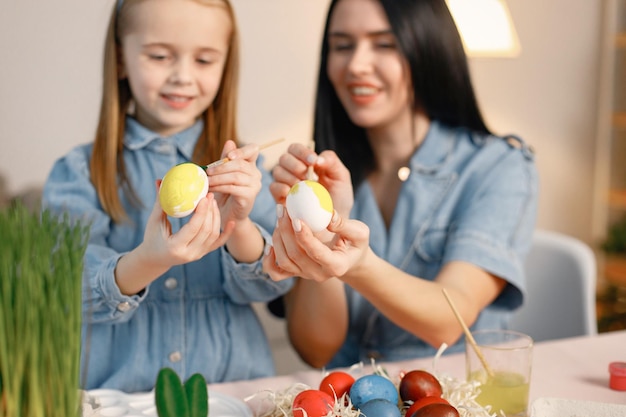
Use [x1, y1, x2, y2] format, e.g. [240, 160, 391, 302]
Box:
[446, 0, 521, 58]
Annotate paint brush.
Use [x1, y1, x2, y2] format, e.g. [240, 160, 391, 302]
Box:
[201, 137, 285, 169]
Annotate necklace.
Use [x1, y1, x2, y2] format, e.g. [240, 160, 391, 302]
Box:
[397, 166, 411, 182]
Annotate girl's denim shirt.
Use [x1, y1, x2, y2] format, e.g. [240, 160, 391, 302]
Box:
[328, 121, 539, 368]
[42, 118, 293, 392]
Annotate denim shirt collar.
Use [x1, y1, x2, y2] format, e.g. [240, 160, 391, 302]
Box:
[124, 117, 204, 160]
[410, 120, 457, 175]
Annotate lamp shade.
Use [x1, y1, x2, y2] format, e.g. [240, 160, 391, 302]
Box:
[446, 0, 521, 58]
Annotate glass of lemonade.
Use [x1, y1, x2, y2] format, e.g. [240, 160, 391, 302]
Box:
[466, 329, 533, 417]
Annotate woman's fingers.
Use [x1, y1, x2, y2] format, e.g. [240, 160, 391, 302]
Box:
[262, 246, 296, 281]
[274, 142, 320, 181]
[271, 205, 342, 282]
[274, 153, 310, 182]
[269, 180, 291, 204]
[292, 210, 370, 279]
[271, 205, 303, 275]
[326, 210, 369, 243]
[287, 142, 317, 166]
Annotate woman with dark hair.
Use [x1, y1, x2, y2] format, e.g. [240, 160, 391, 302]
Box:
[264, 0, 538, 369]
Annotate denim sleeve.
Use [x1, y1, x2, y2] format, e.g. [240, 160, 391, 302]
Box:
[41, 148, 147, 324]
[221, 223, 294, 304]
[444, 146, 539, 310]
[220, 158, 293, 303]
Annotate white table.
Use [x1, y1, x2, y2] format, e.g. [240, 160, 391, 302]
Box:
[209, 330, 626, 411]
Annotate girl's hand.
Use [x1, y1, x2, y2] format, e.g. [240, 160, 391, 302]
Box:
[206, 140, 263, 227]
[140, 181, 235, 268]
[271, 143, 354, 218]
[263, 205, 370, 282]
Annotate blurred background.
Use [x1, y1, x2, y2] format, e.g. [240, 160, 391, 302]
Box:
[2, 0, 625, 373]
[0, 0, 603, 245]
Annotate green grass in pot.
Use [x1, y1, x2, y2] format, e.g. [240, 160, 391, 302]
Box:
[0, 204, 88, 417]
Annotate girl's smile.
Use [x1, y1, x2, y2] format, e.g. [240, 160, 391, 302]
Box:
[160, 93, 195, 110]
[119, 0, 232, 137]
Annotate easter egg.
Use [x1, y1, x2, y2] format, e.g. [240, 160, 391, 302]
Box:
[285, 180, 333, 232]
[319, 371, 355, 399]
[292, 389, 335, 417]
[159, 162, 209, 218]
[410, 403, 460, 417]
[359, 398, 401, 417]
[399, 370, 443, 403]
[406, 396, 450, 417]
[349, 374, 399, 409]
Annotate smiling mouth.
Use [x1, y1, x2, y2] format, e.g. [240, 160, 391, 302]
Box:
[349, 86, 378, 96]
[162, 94, 193, 102]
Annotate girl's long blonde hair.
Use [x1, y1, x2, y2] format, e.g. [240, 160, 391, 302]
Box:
[91, 0, 240, 223]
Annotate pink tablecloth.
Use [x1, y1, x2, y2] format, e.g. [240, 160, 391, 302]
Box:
[209, 330, 626, 412]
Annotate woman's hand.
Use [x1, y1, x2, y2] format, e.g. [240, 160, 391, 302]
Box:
[271, 143, 354, 218]
[263, 205, 370, 282]
[206, 140, 263, 227]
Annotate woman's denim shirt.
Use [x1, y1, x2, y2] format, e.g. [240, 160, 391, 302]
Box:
[328, 121, 539, 368]
[42, 118, 293, 392]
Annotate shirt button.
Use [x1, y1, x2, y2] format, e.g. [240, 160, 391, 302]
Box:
[169, 351, 182, 363]
[165, 277, 178, 290]
[117, 302, 131, 312]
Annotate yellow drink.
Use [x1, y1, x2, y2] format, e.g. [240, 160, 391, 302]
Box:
[469, 370, 529, 416]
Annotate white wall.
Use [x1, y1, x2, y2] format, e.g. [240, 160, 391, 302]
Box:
[470, 0, 603, 246]
[0, 0, 603, 247]
[0, 0, 110, 193]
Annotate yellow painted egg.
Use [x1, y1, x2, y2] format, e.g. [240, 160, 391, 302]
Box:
[158, 162, 209, 218]
[286, 180, 334, 232]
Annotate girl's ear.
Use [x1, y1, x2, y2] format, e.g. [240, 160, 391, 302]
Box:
[117, 45, 127, 80]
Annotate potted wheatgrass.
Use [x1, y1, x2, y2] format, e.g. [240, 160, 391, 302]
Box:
[0, 203, 88, 417]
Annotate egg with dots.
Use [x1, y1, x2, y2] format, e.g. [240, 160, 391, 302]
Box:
[158, 162, 209, 218]
[285, 180, 334, 232]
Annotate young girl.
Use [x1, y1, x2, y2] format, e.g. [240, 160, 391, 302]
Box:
[42, 0, 291, 392]
[265, 0, 538, 369]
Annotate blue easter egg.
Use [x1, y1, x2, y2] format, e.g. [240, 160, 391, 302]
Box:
[359, 398, 401, 417]
[349, 374, 399, 409]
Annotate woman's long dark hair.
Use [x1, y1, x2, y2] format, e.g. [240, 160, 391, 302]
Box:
[313, 0, 491, 188]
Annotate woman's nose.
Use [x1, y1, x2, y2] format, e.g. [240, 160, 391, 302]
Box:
[347, 43, 374, 75]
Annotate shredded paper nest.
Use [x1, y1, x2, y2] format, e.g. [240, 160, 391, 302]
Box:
[248, 374, 498, 417]
[248, 344, 502, 417]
